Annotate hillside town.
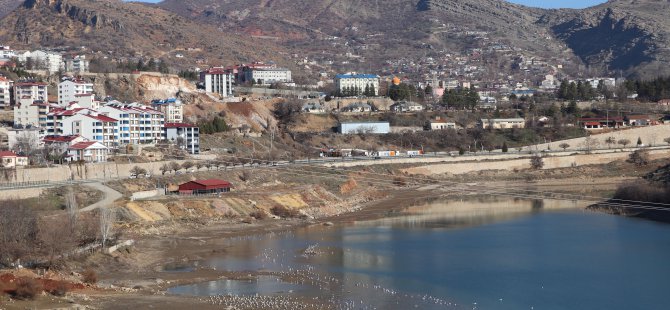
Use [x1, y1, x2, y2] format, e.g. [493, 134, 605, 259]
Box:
[0, 43, 668, 169]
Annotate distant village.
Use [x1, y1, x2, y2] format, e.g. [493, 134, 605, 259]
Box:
[0, 42, 668, 169]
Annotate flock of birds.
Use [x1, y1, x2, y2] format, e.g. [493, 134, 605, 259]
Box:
[187, 232, 467, 309]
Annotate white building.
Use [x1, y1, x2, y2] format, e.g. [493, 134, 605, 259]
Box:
[390, 101, 423, 112]
[0, 151, 28, 168]
[13, 98, 51, 129]
[480, 118, 526, 129]
[201, 67, 233, 97]
[335, 74, 380, 96]
[6, 127, 41, 151]
[429, 121, 458, 130]
[0, 46, 16, 60]
[338, 122, 390, 134]
[60, 111, 119, 148]
[13, 81, 48, 103]
[243, 68, 292, 85]
[98, 103, 165, 145]
[63, 55, 89, 73]
[58, 79, 94, 106]
[0, 76, 12, 109]
[151, 98, 184, 123]
[29, 50, 63, 73]
[164, 123, 200, 154]
[66, 141, 109, 162]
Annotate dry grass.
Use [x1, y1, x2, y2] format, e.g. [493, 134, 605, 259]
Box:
[82, 268, 98, 284]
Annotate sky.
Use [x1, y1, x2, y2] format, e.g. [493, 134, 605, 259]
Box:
[128, 1, 608, 9]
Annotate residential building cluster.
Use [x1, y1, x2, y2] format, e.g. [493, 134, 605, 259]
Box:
[4, 75, 200, 164]
[0, 46, 90, 73]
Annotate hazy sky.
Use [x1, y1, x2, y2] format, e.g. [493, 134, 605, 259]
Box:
[127, 0, 608, 9]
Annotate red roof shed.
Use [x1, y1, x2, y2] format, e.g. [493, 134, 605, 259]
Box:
[178, 179, 232, 194]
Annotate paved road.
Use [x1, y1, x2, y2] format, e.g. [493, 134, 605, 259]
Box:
[80, 182, 123, 212]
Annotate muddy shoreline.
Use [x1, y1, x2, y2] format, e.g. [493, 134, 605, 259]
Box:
[0, 178, 627, 309]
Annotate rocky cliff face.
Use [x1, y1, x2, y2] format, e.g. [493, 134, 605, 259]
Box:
[539, 0, 670, 77]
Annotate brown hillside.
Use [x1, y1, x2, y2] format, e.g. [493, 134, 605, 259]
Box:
[0, 0, 288, 65]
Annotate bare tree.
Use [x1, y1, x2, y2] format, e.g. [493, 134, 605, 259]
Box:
[160, 163, 170, 175]
[605, 137, 616, 149]
[618, 139, 631, 148]
[181, 161, 195, 171]
[664, 137, 670, 145]
[559, 143, 570, 151]
[99, 208, 115, 249]
[130, 166, 147, 177]
[169, 161, 181, 173]
[66, 187, 78, 233]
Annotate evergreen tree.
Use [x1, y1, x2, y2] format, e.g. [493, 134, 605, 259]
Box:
[369, 84, 376, 96]
[364, 84, 371, 96]
[502, 141, 508, 153]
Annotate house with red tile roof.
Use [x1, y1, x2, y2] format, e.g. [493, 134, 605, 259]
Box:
[0, 151, 28, 168]
[61, 111, 118, 148]
[66, 141, 109, 162]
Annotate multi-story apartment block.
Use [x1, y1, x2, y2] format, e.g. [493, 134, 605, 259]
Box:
[164, 123, 200, 154]
[151, 98, 183, 123]
[46, 107, 88, 135]
[13, 98, 52, 130]
[63, 55, 90, 73]
[99, 103, 165, 145]
[58, 79, 94, 106]
[61, 111, 119, 148]
[200, 67, 234, 97]
[243, 67, 292, 85]
[335, 73, 380, 96]
[13, 81, 48, 103]
[29, 50, 63, 73]
[0, 76, 12, 109]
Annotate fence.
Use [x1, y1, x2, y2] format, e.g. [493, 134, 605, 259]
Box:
[0, 180, 50, 189]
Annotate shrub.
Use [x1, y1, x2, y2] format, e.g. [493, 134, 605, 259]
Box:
[393, 177, 407, 186]
[50, 282, 69, 297]
[14, 277, 41, 300]
[249, 210, 268, 220]
[627, 150, 650, 166]
[270, 205, 301, 218]
[82, 268, 98, 284]
[530, 155, 544, 169]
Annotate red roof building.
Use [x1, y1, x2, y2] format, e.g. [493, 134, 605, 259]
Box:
[178, 179, 232, 195]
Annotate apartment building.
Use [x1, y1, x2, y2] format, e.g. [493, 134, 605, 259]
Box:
[13, 98, 51, 129]
[60, 111, 119, 148]
[98, 103, 165, 145]
[335, 74, 380, 96]
[164, 123, 200, 154]
[13, 82, 48, 103]
[151, 98, 183, 123]
[200, 67, 234, 97]
[63, 55, 90, 73]
[58, 79, 94, 106]
[0, 76, 12, 109]
[243, 67, 292, 85]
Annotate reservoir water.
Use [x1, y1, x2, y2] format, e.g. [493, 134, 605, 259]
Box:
[168, 197, 670, 309]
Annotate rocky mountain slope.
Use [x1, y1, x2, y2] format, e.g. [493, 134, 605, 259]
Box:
[0, 0, 22, 19]
[539, 0, 670, 77]
[0, 0, 287, 65]
[157, 0, 670, 78]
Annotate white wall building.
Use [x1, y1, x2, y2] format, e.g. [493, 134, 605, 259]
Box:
[13, 98, 51, 129]
[63, 55, 90, 73]
[66, 141, 109, 162]
[98, 103, 165, 145]
[480, 118, 526, 129]
[29, 50, 63, 73]
[335, 74, 380, 96]
[201, 67, 233, 97]
[58, 79, 94, 106]
[13, 81, 48, 103]
[61, 111, 119, 148]
[0, 76, 12, 109]
[243, 68, 292, 85]
[151, 98, 183, 123]
[164, 123, 200, 154]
